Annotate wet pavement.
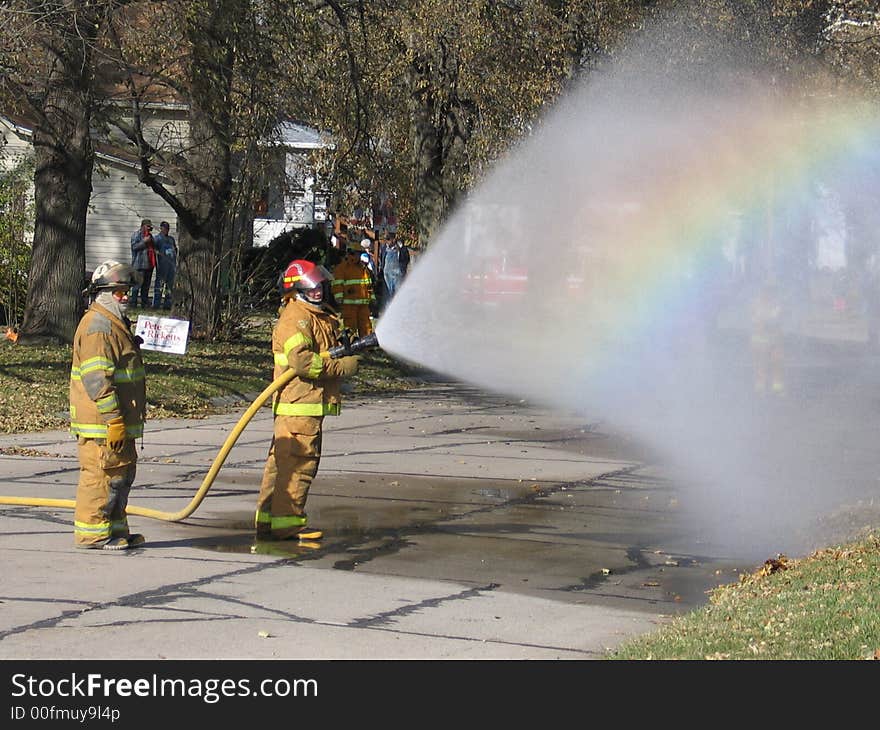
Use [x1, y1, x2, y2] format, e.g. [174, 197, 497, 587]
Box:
[0, 380, 756, 659]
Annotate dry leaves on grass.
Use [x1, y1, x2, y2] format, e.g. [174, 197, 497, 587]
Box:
[758, 554, 791, 577]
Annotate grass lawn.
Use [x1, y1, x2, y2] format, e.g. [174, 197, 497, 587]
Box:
[0, 313, 424, 434]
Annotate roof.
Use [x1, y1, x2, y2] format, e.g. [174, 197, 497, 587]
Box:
[276, 121, 331, 150]
[0, 114, 171, 181]
[1, 111, 329, 171]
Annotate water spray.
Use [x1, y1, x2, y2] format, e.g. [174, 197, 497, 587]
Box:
[375, 21, 880, 559]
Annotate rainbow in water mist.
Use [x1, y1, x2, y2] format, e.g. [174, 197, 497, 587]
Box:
[590, 96, 877, 349]
[378, 52, 880, 559]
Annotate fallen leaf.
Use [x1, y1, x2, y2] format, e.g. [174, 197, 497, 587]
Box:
[759, 554, 790, 577]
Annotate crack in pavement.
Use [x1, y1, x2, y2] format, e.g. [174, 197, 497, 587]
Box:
[0, 568, 595, 656]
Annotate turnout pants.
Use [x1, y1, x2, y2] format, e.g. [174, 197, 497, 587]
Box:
[74, 438, 137, 547]
[256, 415, 323, 540]
[751, 338, 785, 394]
[340, 303, 373, 339]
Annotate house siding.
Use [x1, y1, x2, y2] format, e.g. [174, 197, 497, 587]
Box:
[1, 116, 177, 272]
[0, 121, 31, 170]
[88, 164, 177, 271]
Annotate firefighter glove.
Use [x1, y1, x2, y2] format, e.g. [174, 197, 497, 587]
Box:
[106, 417, 127, 452]
[339, 355, 360, 377]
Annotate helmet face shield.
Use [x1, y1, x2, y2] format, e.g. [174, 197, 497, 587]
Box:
[297, 264, 332, 291]
[302, 284, 324, 303]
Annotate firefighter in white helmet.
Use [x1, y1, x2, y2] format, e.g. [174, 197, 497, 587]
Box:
[69, 261, 147, 550]
[255, 259, 360, 541]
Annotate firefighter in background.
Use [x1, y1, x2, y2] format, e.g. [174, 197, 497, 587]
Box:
[70, 261, 147, 550]
[256, 260, 360, 541]
[331, 241, 376, 338]
[750, 280, 785, 396]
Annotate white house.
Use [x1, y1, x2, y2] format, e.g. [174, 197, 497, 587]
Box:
[251, 120, 332, 247]
[1, 111, 331, 270]
[0, 111, 179, 272]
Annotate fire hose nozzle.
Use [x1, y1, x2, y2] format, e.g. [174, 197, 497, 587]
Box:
[324, 331, 380, 359]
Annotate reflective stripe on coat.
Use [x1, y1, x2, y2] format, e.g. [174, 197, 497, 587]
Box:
[69, 303, 146, 440]
[331, 258, 376, 306]
[271, 297, 344, 420]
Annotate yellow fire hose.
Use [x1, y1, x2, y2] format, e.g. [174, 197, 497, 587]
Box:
[0, 367, 298, 521]
[0, 331, 378, 522]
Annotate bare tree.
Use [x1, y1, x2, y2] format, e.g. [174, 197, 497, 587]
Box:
[105, 0, 310, 338]
[309, 0, 645, 245]
[0, 1, 116, 344]
[100, 0, 241, 338]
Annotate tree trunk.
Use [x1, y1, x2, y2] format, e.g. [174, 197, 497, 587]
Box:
[410, 97, 447, 245]
[173, 0, 236, 339]
[17, 40, 94, 345]
[408, 53, 464, 246]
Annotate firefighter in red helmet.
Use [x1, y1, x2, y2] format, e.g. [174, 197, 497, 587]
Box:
[255, 259, 360, 541]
